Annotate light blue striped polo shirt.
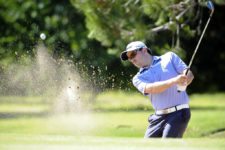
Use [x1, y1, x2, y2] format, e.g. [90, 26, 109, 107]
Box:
[132, 52, 189, 110]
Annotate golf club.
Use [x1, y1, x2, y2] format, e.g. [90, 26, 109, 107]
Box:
[177, 1, 214, 92]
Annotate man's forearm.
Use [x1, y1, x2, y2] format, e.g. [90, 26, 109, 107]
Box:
[144, 77, 177, 94]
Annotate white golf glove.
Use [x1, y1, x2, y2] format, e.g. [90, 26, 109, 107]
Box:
[177, 82, 187, 92]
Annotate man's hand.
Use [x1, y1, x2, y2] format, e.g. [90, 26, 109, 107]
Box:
[174, 74, 188, 86]
[175, 74, 188, 92]
[185, 69, 194, 86]
[175, 69, 194, 92]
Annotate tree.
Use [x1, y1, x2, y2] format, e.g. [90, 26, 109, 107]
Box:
[0, 0, 225, 93]
[70, 0, 225, 92]
[71, 0, 203, 54]
[0, 0, 86, 67]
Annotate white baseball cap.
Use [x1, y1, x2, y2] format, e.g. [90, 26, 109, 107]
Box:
[120, 41, 149, 61]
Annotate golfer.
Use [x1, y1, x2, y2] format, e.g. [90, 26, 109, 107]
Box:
[120, 41, 194, 138]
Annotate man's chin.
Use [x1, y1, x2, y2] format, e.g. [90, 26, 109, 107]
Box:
[134, 64, 141, 68]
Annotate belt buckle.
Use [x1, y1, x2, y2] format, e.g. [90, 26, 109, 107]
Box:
[156, 107, 176, 115]
[167, 107, 176, 114]
[161, 109, 169, 114]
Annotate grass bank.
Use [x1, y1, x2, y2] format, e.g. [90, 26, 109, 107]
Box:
[0, 92, 225, 138]
[0, 134, 225, 150]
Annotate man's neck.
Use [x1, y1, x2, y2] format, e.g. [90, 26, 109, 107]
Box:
[143, 55, 153, 68]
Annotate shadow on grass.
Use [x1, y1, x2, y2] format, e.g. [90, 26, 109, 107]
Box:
[190, 106, 225, 111]
[0, 106, 224, 119]
[93, 106, 225, 112]
[202, 128, 225, 137]
[0, 112, 49, 119]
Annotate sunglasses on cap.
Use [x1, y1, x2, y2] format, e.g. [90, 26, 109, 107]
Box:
[127, 48, 143, 60]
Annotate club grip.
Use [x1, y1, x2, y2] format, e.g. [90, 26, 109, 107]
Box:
[185, 68, 190, 75]
[177, 68, 190, 92]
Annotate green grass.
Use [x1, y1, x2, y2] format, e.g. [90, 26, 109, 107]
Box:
[0, 92, 225, 149]
[0, 134, 225, 150]
[94, 91, 225, 111]
[190, 93, 225, 110]
[0, 104, 48, 113]
[94, 91, 149, 111]
[0, 96, 50, 104]
[0, 110, 224, 138]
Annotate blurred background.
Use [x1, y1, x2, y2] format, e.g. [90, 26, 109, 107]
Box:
[0, 0, 225, 94]
[0, 0, 225, 146]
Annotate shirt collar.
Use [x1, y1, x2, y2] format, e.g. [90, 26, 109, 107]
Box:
[139, 56, 161, 73]
[152, 56, 161, 65]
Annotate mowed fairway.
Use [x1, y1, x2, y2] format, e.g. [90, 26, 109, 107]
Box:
[0, 92, 225, 149]
[0, 135, 225, 150]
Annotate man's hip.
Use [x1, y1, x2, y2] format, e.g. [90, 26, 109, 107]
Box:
[145, 107, 191, 138]
[155, 104, 189, 115]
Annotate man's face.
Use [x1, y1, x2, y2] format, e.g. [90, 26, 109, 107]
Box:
[127, 49, 145, 68]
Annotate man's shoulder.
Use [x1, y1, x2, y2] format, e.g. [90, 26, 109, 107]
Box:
[162, 51, 175, 57]
[132, 72, 140, 80]
[161, 51, 181, 60]
[132, 70, 144, 82]
[132, 73, 140, 85]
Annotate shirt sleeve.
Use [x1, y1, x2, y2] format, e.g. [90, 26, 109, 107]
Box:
[132, 75, 148, 95]
[170, 52, 188, 74]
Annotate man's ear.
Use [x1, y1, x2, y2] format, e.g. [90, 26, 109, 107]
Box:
[143, 48, 148, 53]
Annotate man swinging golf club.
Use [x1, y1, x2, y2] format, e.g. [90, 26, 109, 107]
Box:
[121, 41, 194, 138]
[120, 0, 214, 138]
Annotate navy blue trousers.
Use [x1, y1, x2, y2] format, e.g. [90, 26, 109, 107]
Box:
[144, 108, 191, 138]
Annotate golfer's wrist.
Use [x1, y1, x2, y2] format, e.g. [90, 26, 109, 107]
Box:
[172, 76, 182, 85]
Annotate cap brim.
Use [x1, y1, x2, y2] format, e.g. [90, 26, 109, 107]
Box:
[120, 46, 150, 61]
[120, 51, 128, 61]
[120, 47, 139, 61]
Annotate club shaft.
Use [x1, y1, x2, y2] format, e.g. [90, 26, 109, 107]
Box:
[187, 11, 214, 70]
[178, 2, 214, 92]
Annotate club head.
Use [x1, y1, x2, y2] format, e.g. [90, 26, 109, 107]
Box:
[207, 1, 214, 12]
